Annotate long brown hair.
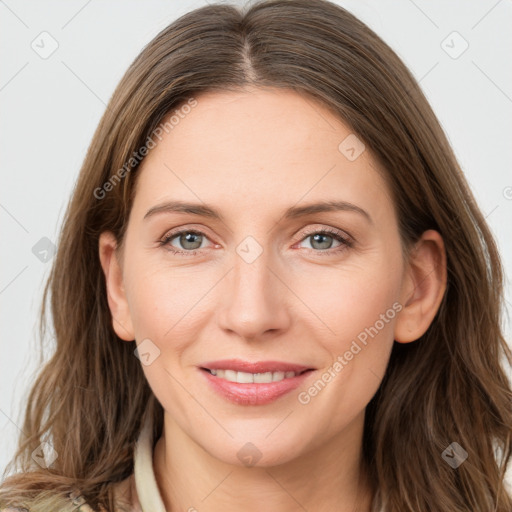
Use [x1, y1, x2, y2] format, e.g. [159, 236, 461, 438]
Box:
[1, 1, 511, 510]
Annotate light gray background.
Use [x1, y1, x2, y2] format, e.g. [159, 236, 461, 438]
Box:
[1, 0, 511, 486]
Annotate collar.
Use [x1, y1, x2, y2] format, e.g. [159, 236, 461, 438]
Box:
[133, 413, 167, 512]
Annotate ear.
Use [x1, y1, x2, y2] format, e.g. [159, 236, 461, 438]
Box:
[394, 229, 447, 343]
[98, 231, 135, 341]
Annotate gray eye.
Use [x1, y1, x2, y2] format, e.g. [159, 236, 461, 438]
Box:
[173, 231, 204, 251]
[308, 233, 335, 250]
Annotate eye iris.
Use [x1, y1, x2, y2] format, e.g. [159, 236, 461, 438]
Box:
[311, 233, 333, 250]
[169, 230, 343, 253]
[180, 232, 202, 250]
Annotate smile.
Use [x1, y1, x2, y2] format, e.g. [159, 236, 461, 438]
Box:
[205, 368, 306, 383]
[199, 359, 315, 405]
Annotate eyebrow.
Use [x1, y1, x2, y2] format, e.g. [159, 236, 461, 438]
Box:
[143, 199, 372, 224]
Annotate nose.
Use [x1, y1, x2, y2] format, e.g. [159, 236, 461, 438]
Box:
[216, 241, 291, 341]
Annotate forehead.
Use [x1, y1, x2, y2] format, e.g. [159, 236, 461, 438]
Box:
[132, 87, 392, 221]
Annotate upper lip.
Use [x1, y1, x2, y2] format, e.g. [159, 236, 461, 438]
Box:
[200, 359, 314, 374]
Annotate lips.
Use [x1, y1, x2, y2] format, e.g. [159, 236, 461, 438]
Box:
[200, 359, 312, 374]
[199, 359, 315, 405]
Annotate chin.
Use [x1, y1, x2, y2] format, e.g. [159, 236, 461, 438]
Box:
[202, 431, 311, 469]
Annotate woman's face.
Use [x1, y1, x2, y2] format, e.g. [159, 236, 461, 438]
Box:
[105, 87, 412, 466]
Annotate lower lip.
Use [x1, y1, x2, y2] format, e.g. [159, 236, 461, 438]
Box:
[200, 368, 314, 405]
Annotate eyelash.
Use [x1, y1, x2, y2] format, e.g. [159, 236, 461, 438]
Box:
[158, 226, 353, 257]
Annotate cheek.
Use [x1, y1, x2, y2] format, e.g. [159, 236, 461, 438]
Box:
[302, 252, 402, 411]
[294, 253, 402, 346]
[337, 269, 400, 348]
[123, 260, 210, 418]
[292, 250, 403, 414]
[124, 256, 210, 341]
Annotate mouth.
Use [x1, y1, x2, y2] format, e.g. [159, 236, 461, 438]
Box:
[200, 367, 312, 383]
[199, 359, 315, 405]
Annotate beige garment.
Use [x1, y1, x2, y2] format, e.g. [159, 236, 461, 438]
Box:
[1, 416, 164, 512]
[130, 413, 167, 512]
[68, 413, 166, 512]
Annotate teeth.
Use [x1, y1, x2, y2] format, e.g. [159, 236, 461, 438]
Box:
[209, 369, 298, 383]
[224, 370, 237, 382]
[237, 371, 254, 383]
[254, 372, 273, 383]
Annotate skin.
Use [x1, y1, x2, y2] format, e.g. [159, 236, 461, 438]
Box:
[99, 87, 446, 511]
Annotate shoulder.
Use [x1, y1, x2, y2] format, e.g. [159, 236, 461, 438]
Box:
[72, 473, 139, 512]
[1, 476, 137, 512]
[111, 473, 142, 512]
[69, 490, 97, 511]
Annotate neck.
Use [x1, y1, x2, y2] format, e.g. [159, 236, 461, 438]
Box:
[153, 411, 374, 512]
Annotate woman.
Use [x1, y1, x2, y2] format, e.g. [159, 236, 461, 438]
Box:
[1, 0, 511, 511]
